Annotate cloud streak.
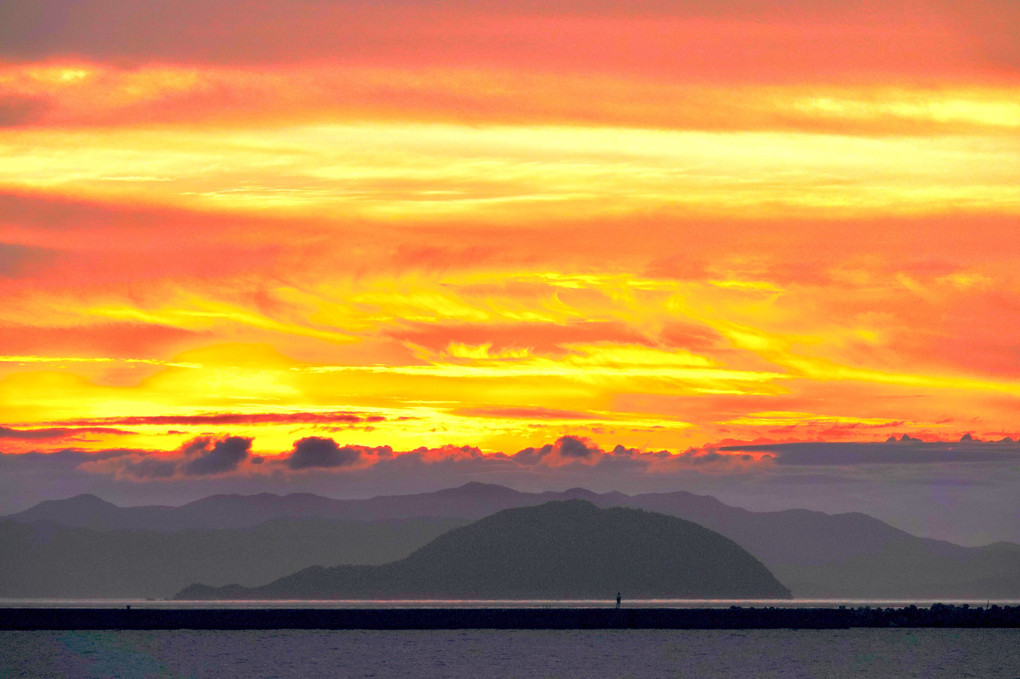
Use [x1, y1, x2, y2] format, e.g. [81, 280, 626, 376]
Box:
[0, 426, 132, 440]
[35, 411, 387, 428]
[2, 0, 1016, 87]
[720, 437, 1020, 466]
[4, 62, 1018, 136]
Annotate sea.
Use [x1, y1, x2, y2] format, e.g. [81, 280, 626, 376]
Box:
[3, 601, 1020, 678]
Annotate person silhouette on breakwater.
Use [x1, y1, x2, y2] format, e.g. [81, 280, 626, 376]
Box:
[616, 593, 621, 609]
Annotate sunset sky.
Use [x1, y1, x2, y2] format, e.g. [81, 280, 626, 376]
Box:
[1, 0, 1018, 543]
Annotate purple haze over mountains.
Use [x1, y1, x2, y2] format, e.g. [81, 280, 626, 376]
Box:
[3, 482, 1019, 599]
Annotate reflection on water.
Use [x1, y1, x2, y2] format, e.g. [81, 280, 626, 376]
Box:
[3, 598, 1019, 609]
[2, 628, 1019, 679]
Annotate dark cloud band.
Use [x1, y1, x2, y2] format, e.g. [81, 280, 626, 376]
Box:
[719, 438, 1020, 465]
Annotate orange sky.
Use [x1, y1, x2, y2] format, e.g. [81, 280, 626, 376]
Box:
[1, 1, 1019, 533]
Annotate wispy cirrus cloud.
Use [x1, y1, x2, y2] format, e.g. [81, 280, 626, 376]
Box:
[32, 411, 387, 428]
[3, 62, 1018, 136]
[0, 425, 133, 440]
[2, 0, 1016, 86]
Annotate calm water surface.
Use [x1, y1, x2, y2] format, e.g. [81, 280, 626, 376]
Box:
[3, 628, 1019, 678]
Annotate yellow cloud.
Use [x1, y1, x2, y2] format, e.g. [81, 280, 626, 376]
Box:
[2, 122, 1017, 221]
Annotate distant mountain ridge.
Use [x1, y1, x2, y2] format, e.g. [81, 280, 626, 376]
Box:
[0, 517, 465, 599]
[177, 500, 792, 600]
[4, 482, 1019, 599]
[5, 483, 547, 532]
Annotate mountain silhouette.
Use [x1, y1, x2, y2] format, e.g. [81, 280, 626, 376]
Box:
[0, 517, 464, 598]
[4, 483, 534, 532]
[613, 492, 1020, 599]
[176, 500, 791, 600]
[6, 483, 1019, 598]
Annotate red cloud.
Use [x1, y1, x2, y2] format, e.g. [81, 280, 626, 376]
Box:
[2, 0, 1013, 86]
[35, 411, 385, 428]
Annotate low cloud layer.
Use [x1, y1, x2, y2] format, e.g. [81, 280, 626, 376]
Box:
[2, 432, 1019, 545]
[78, 436, 254, 480]
[181, 436, 253, 476]
[12, 434, 1019, 489]
[514, 436, 605, 467]
[720, 436, 1020, 466]
[286, 437, 372, 470]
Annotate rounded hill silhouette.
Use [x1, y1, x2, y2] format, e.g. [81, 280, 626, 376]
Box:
[177, 500, 791, 599]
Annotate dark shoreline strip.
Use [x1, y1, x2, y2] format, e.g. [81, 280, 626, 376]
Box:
[2, 605, 1018, 630]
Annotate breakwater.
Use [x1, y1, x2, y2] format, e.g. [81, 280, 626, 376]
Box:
[2, 604, 1017, 630]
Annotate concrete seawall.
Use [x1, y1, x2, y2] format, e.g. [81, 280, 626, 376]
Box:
[2, 605, 1018, 630]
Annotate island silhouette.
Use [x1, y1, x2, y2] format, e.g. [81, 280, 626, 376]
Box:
[175, 499, 791, 600]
